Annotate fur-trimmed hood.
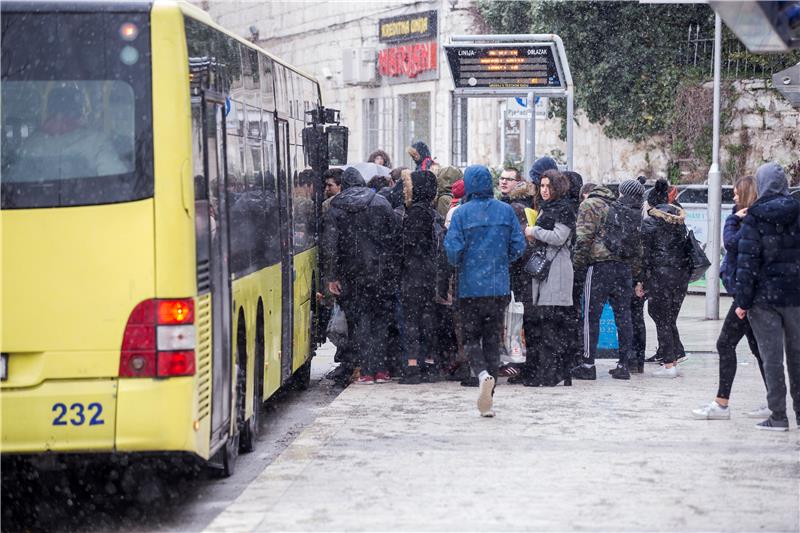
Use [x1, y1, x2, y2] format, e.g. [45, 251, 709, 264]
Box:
[646, 203, 686, 225]
[507, 181, 535, 202]
[403, 169, 437, 207]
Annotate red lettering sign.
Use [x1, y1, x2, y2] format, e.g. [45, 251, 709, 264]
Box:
[378, 41, 437, 79]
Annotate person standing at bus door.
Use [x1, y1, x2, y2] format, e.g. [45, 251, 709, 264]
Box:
[322, 167, 399, 385]
[734, 162, 800, 432]
[641, 179, 691, 379]
[692, 175, 767, 420]
[398, 170, 440, 384]
[321, 168, 343, 215]
[444, 165, 526, 417]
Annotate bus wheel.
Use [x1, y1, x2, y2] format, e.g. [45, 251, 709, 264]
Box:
[221, 432, 239, 477]
[240, 334, 263, 453]
[292, 359, 312, 391]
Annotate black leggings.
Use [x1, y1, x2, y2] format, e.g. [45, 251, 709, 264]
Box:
[647, 276, 688, 365]
[716, 300, 765, 399]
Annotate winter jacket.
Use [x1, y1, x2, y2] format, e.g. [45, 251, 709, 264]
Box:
[735, 163, 800, 309]
[720, 207, 745, 294]
[444, 165, 526, 298]
[434, 166, 462, 218]
[504, 184, 536, 304]
[530, 221, 574, 306]
[573, 186, 642, 278]
[408, 141, 434, 172]
[322, 168, 399, 287]
[401, 170, 439, 299]
[641, 203, 691, 290]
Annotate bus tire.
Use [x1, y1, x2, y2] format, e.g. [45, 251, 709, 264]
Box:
[221, 432, 239, 477]
[240, 313, 264, 454]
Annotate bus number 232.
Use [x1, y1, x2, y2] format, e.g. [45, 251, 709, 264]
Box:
[52, 402, 105, 426]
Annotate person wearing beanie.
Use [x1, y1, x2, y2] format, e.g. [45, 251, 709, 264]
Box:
[571, 179, 644, 381]
[529, 156, 558, 185]
[618, 178, 647, 373]
[734, 162, 800, 431]
[444, 165, 526, 416]
[641, 178, 691, 378]
[450, 179, 465, 209]
[322, 166, 400, 385]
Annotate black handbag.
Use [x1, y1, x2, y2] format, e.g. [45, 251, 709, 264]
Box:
[686, 229, 711, 283]
[524, 241, 567, 281]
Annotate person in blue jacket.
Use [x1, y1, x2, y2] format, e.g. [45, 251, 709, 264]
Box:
[735, 162, 800, 432]
[692, 175, 766, 421]
[444, 165, 526, 417]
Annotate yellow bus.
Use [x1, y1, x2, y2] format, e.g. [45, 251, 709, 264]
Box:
[1, 0, 345, 476]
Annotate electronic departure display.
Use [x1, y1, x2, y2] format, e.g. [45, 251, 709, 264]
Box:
[445, 44, 563, 91]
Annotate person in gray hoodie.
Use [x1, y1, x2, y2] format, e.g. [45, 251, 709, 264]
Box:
[735, 162, 800, 431]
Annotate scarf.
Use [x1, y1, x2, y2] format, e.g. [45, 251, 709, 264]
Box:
[536, 197, 577, 231]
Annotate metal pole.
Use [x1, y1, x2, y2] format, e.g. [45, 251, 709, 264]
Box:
[566, 89, 574, 170]
[705, 13, 722, 320]
[525, 91, 535, 178]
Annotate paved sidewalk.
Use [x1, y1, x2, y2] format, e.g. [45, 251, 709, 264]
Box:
[207, 297, 799, 532]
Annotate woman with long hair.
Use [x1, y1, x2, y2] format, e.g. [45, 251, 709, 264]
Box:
[692, 175, 767, 419]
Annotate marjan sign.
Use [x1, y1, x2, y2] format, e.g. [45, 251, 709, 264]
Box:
[377, 11, 439, 83]
[378, 41, 437, 79]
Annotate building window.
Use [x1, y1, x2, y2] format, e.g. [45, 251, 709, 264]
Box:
[451, 94, 468, 168]
[397, 92, 431, 168]
[362, 97, 394, 162]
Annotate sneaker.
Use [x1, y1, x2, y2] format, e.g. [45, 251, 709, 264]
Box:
[609, 365, 630, 380]
[477, 375, 495, 416]
[644, 354, 663, 364]
[374, 371, 391, 384]
[745, 405, 771, 419]
[755, 416, 789, 432]
[356, 375, 375, 385]
[460, 376, 479, 387]
[481, 410, 495, 418]
[652, 366, 678, 379]
[570, 365, 596, 380]
[692, 401, 731, 420]
[675, 354, 689, 364]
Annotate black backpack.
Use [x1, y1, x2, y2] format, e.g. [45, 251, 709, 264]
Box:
[600, 200, 641, 260]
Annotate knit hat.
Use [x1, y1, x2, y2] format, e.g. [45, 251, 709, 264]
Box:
[451, 178, 465, 199]
[528, 156, 558, 185]
[619, 178, 645, 200]
[647, 178, 669, 206]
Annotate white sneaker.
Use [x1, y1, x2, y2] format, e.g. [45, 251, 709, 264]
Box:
[481, 410, 495, 418]
[477, 375, 495, 416]
[652, 366, 678, 379]
[692, 401, 731, 420]
[745, 405, 771, 419]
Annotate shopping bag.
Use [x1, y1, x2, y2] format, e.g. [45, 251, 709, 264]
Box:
[501, 292, 526, 364]
[326, 303, 348, 347]
[686, 229, 711, 283]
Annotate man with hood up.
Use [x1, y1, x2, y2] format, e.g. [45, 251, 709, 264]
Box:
[735, 162, 800, 432]
[322, 167, 399, 385]
[434, 165, 463, 218]
[528, 155, 559, 185]
[407, 140, 434, 172]
[444, 165, 527, 417]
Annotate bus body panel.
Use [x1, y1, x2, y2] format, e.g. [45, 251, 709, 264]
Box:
[292, 247, 315, 372]
[262, 264, 283, 400]
[1, 200, 155, 354]
[1, 379, 118, 453]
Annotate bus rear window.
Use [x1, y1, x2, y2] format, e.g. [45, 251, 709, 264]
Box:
[1, 11, 153, 209]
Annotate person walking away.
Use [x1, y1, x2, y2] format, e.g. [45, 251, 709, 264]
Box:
[407, 140, 434, 172]
[445, 165, 526, 416]
[367, 149, 392, 169]
[641, 179, 691, 378]
[434, 166, 462, 218]
[322, 167, 399, 384]
[571, 181, 643, 380]
[734, 162, 800, 431]
[524, 170, 576, 386]
[693, 175, 767, 420]
[398, 170, 441, 384]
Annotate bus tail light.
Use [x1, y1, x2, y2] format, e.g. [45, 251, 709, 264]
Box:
[120, 299, 196, 378]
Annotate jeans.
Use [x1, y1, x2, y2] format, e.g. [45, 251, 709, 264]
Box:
[582, 261, 633, 368]
[338, 281, 393, 376]
[747, 304, 800, 420]
[716, 300, 764, 400]
[647, 272, 689, 365]
[459, 296, 509, 380]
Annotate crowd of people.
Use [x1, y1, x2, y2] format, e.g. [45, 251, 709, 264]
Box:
[319, 142, 800, 428]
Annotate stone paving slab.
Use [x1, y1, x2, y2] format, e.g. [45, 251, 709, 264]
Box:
[207, 352, 799, 532]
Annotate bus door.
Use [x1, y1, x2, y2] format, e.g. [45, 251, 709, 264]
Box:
[193, 93, 233, 445]
[276, 119, 294, 384]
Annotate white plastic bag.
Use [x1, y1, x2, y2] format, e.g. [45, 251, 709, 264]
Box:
[326, 303, 348, 347]
[501, 292, 526, 364]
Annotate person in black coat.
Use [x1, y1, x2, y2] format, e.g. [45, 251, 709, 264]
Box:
[322, 167, 400, 384]
[398, 170, 440, 384]
[642, 179, 691, 378]
[734, 162, 800, 431]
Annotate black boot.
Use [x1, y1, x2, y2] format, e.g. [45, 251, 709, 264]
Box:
[399, 365, 422, 385]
